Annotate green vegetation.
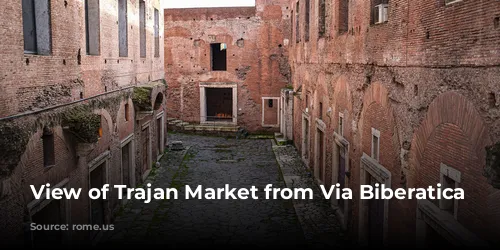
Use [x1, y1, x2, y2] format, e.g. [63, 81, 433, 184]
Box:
[62, 106, 101, 144]
[132, 86, 153, 111]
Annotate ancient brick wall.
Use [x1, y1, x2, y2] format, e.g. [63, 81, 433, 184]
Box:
[0, 0, 165, 118]
[164, 1, 292, 132]
[289, 0, 500, 245]
[0, 0, 166, 245]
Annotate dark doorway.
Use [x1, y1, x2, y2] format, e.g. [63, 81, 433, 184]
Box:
[121, 142, 131, 196]
[338, 146, 346, 212]
[90, 162, 106, 239]
[142, 127, 150, 173]
[303, 119, 309, 161]
[210, 43, 227, 71]
[206, 88, 233, 122]
[31, 200, 63, 247]
[157, 117, 162, 157]
[367, 174, 384, 246]
[425, 223, 453, 247]
[318, 129, 325, 182]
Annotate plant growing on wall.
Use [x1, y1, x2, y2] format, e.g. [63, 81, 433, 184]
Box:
[62, 106, 101, 144]
[132, 86, 153, 111]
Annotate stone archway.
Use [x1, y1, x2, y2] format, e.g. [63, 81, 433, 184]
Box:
[153, 92, 164, 111]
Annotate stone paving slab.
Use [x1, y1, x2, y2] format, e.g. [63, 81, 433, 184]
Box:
[98, 133, 307, 247]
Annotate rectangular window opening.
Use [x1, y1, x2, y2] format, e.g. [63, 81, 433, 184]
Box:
[154, 8, 160, 58]
[339, 113, 344, 136]
[139, 1, 146, 58]
[318, 0, 326, 37]
[296, 1, 300, 43]
[85, 0, 100, 55]
[42, 130, 55, 167]
[291, 10, 294, 42]
[371, 0, 389, 25]
[210, 43, 227, 71]
[319, 102, 323, 120]
[371, 133, 380, 162]
[305, 0, 310, 42]
[339, 0, 349, 34]
[23, 0, 52, 55]
[124, 103, 129, 121]
[440, 175, 456, 213]
[118, 0, 128, 57]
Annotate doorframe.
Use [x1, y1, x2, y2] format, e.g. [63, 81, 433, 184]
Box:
[358, 152, 391, 246]
[120, 134, 135, 205]
[301, 111, 311, 168]
[156, 111, 165, 161]
[27, 178, 71, 245]
[199, 82, 238, 125]
[314, 118, 327, 184]
[261, 97, 280, 127]
[141, 121, 152, 181]
[88, 150, 111, 243]
[332, 131, 350, 230]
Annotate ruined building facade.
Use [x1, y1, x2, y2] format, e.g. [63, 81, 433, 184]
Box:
[287, 0, 500, 247]
[162, 0, 500, 246]
[163, 0, 292, 133]
[0, 0, 166, 246]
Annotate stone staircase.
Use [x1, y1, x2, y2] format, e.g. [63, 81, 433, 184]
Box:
[274, 132, 291, 146]
[167, 118, 240, 135]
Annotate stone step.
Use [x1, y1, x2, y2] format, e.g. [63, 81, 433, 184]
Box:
[178, 122, 190, 127]
[167, 117, 177, 122]
[194, 125, 240, 132]
[168, 120, 183, 125]
[184, 125, 195, 131]
[275, 137, 288, 146]
[274, 132, 283, 138]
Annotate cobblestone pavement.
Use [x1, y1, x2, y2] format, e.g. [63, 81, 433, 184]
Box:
[99, 133, 348, 247]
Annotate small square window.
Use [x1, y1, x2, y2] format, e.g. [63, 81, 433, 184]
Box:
[42, 128, 55, 167]
[124, 103, 129, 121]
[210, 43, 227, 71]
[319, 102, 323, 120]
[371, 128, 380, 161]
[339, 113, 344, 136]
[439, 163, 461, 219]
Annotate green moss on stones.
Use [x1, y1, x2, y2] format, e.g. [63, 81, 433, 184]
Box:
[62, 106, 101, 144]
[0, 122, 31, 175]
[132, 86, 153, 111]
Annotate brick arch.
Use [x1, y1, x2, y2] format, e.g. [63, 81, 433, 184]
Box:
[358, 82, 408, 244]
[15, 126, 75, 199]
[153, 92, 164, 111]
[332, 75, 354, 116]
[359, 82, 396, 142]
[408, 91, 491, 186]
[313, 72, 330, 111]
[150, 87, 165, 111]
[93, 108, 114, 135]
[117, 98, 135, 140]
